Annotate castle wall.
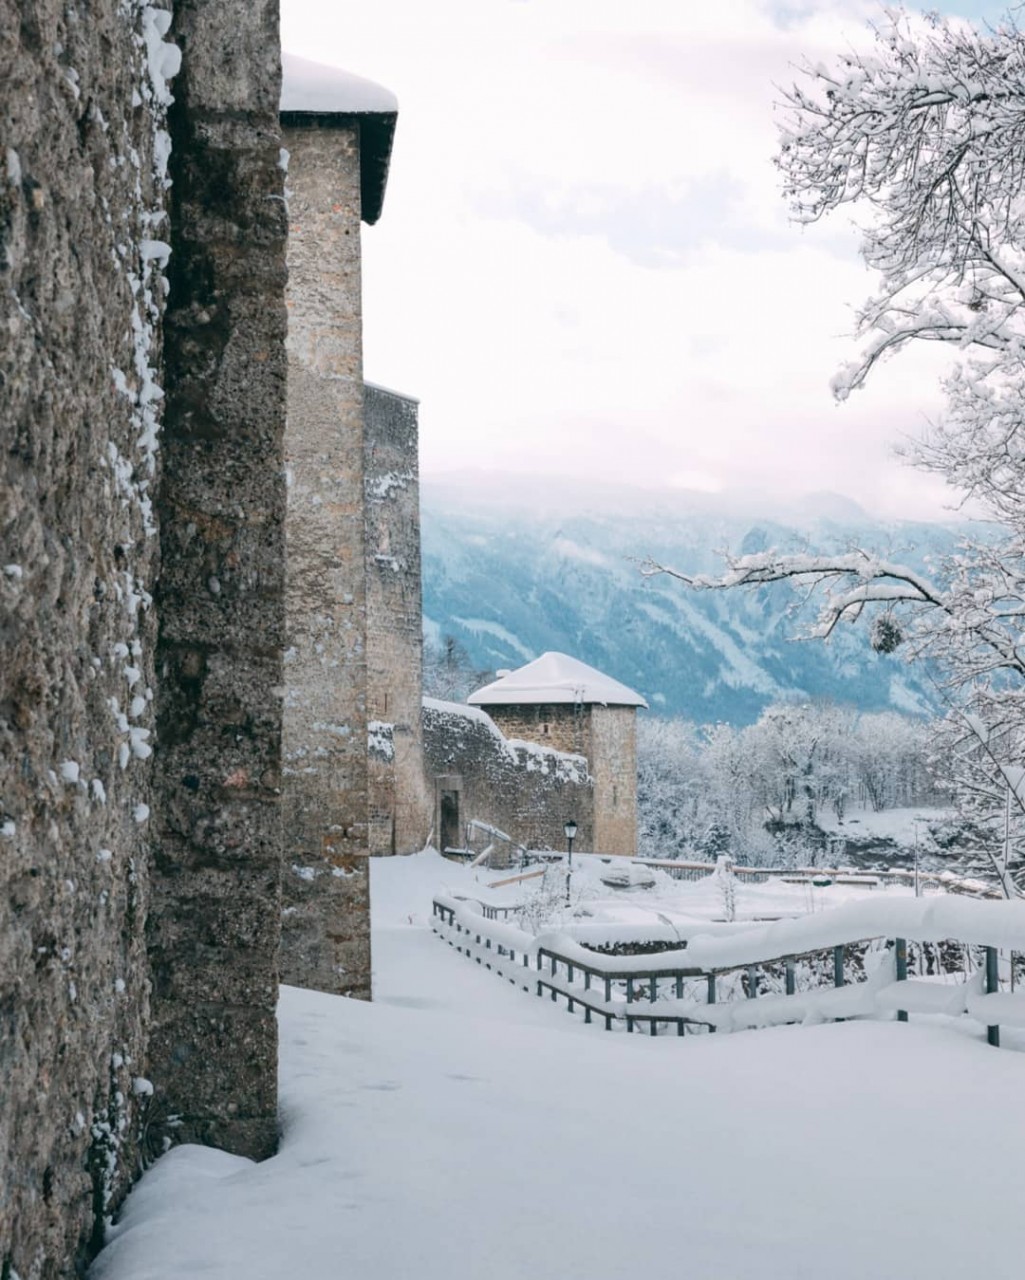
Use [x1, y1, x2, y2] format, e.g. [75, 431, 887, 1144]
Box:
[486, 702, 639, 855]
[149, 0, 287, 1162]
[279, 123, 371, 999]
[1, 3, 289, 1272]
[364, 385, 431, 855]
[589, 706, 638, 855]
[487, 703, 591, 760]
[422, 700, 592, 856]
[0, 4, 174, 1272]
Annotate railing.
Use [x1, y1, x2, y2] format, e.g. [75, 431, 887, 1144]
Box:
[512, 850, 998, 897]
[431, 894, 1025, 1047]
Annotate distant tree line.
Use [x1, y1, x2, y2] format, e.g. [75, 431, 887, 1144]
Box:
[637, 702, 943, 865]
[423, 635, 494, 704]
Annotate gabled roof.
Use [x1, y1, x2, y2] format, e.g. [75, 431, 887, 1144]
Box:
[468, 652, 647, 709]
[279, 53, 397, 225]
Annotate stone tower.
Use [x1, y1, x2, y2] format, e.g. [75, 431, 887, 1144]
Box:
[278, 55, 398, 997]
[467, 652, 647, 855]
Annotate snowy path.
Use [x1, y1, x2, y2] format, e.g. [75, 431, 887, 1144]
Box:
[92, 851, 1025, 1280]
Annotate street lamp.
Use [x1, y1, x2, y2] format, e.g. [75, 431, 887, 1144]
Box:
[564, 819, 578, 908]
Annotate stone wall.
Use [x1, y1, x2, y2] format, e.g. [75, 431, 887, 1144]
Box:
[485, 703, 639, 855]
[149, 0, 287, 1160]
[364, 384, 431, 855]
[1, 3, 175, 1273]
[487, 703, 591, 760]
[0, 2, 288, 1274]
[422, 700, 592, 856]
[279, 123, 371, 1000]
[589, 706, 639, 855]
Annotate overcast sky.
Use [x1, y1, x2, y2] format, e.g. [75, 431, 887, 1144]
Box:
[280, 1, 1019, 521]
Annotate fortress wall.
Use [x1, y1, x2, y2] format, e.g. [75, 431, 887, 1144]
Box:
[1, 2, 290, 1273]
[486, 703, 592, 760]
[364, 385, 431, 855]
[149, 0, 288, 1162]
[278, 123, 371, 999]
[1, 1, 170, 1271]
[589, 706, 638, 856]
[422, 700, 592, 856]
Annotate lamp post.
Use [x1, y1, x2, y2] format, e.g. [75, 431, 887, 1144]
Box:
[564, 819, 578, 908]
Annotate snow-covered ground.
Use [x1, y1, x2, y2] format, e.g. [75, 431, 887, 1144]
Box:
[818, 804, 949, 847]
[92, 850, 1025, 1280]
[474, 847, 923, 931]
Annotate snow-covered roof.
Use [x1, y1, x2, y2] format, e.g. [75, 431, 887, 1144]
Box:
[467, 652, 648, 709]
[280, 54, 398, 115]
[279, 53, 397, 225]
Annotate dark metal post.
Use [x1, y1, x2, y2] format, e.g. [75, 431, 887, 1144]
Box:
[833, 945, 845, 988]
[986, 946, 1000, 1047]
[746, 964, 757, 998]
[785, 956, 795, 997]
[895, 938, 908, 1023]
[564, 819, 577, 908]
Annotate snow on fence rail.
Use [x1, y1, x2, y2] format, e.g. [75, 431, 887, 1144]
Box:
[495, 849, 998, 897]
[431, 893, 1025, 1046]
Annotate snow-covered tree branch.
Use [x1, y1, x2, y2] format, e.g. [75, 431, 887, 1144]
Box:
[645, 9, 1025, 894]
[777, 10, 1025, 399]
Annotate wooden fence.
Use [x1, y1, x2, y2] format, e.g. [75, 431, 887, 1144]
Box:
[431, 894, 1025, 1047]
[486, 849, 998, 898]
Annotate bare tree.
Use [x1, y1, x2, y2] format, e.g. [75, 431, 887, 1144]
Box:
[644, 10, 1025, 893]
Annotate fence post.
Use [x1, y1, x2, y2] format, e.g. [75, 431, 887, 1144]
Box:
[650, 976, 657, 1004]
[746, 965, 757, 999]
[895, 938, 908, 1023]
[706, 973, 717, 1033]
[785, 956, 795, 997]
[675, 973, 683, 1000]
[986, 946, 1000, 1048]
[627, 977, 635, 1004]
[833, 945, 845, 988]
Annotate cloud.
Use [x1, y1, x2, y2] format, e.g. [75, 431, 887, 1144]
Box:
[280, 0, 983, 521]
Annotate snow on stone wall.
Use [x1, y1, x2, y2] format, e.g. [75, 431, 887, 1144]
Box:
[423, 699, 593, 853]
[0, 2, 289, 1273]
[1, 2, 175, 1271]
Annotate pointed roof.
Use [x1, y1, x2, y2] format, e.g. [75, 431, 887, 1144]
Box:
[468, 652, 647, 709]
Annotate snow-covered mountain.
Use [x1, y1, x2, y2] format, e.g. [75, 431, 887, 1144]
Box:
[420, 475, 967, 726]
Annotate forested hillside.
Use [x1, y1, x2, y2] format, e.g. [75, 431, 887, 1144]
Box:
[421, 477, 964, 725]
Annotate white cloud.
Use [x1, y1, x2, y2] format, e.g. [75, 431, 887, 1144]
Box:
[280, 0, 981, 520]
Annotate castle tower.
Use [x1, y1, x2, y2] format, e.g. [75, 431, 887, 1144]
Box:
[467, 652, 647, 855]
[278, 55, 398, 997]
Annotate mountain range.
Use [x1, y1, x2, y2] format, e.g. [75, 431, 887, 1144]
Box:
[420, 474, 969, 726]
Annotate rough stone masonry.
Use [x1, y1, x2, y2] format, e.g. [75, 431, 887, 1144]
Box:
[0, 2, 288, 1275]
[277, 62, 399, 999]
